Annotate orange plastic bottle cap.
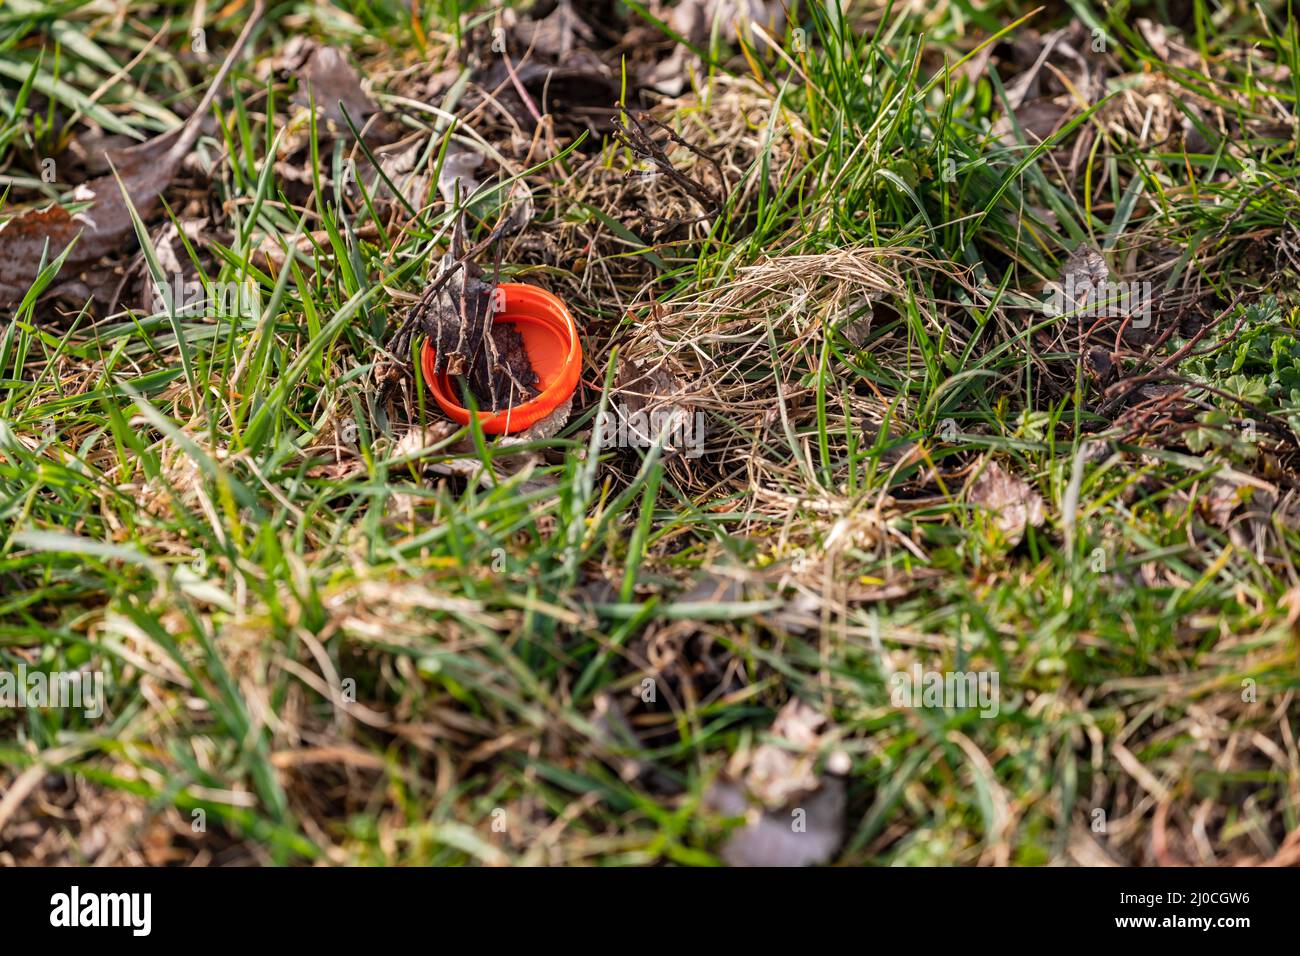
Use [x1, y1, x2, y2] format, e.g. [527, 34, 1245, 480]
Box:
[421, 282, 582, 435]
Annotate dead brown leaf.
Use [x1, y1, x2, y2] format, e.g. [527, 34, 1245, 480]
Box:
[745, 698, 830, 806]
[0, 4, 264, 307]
[711, 776, 846, 867]
[707, 698, 848, 867]
[966, 457, 1046, 545]
[666, 0, 787, 47]
[1059, 242, 1111, 312]
[514, 0, 597, 58]
[613, 357, 698, 457]
[993, 96, 1070, 147]
[437, 144, 484, 205]
[291, 44, 378, 132]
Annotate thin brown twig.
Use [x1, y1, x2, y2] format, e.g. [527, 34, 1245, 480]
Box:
[611, 103, 726, 233]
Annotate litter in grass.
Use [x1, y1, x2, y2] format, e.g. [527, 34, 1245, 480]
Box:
[3, 0, 1299, 871]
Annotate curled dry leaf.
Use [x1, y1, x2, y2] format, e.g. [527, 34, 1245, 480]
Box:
[613, 357, 698, 457]
[0, 4, 265, 307]
[1056, 242, 1111, 314]
[513, 0, 597, 58]
[991, 21, 1110, 162]
[1198, 476, 1261, 531]
[136, 217, 209, 312]
[642, 46, 695, 96]
[370, 139, 431, 210]
[839, 295, 883, 348]
[64, 129, 141, 177]
[667, 0, 787, 47]
[470, 55, 616, 137]
[712, 776, 846, 868]
[707, 698, 848, 867]
[392, 422, 460, 461]
[436, 138, 534, 230]
[998, 21, 1108, 110]
[588, 691, 647, 783]
[746, 698, 830, 806]
[966, 457, 1046, 546]
[501, 394, 573, 443]
[291, 44, 378, 131]
[437, 145, 484, 205]
[642, 0, 784, 95]
[993, 96, 1069, 147]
